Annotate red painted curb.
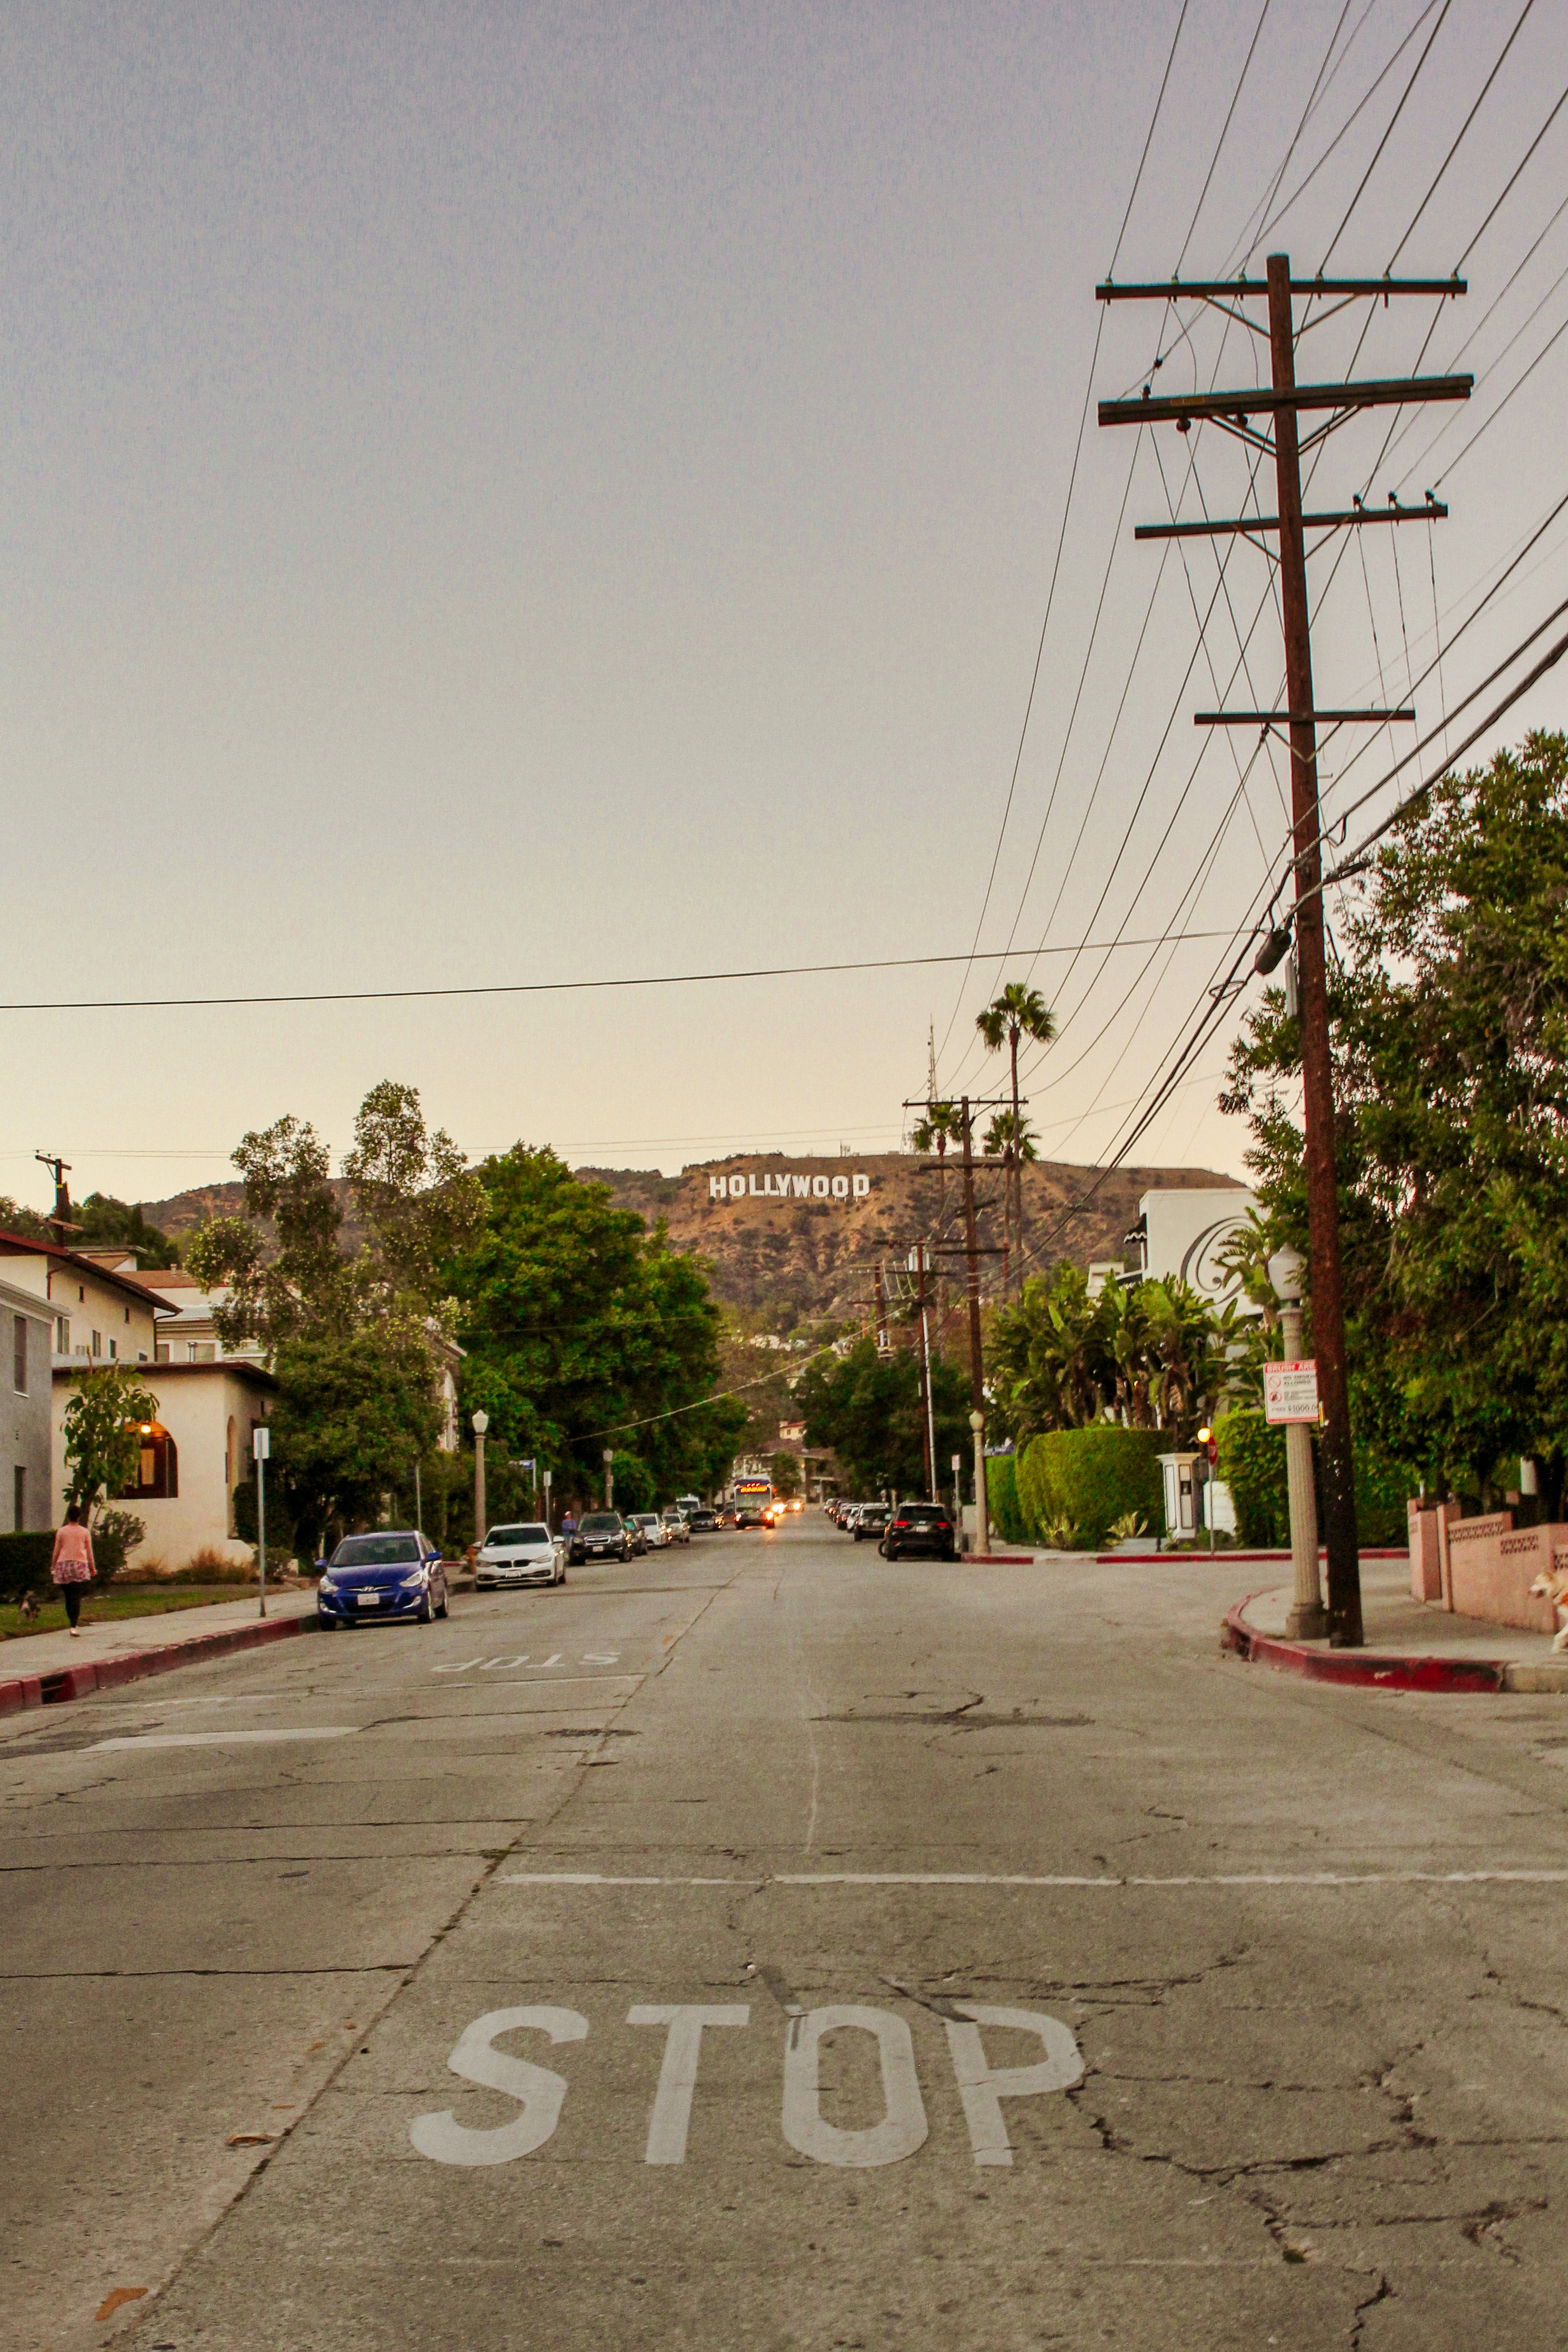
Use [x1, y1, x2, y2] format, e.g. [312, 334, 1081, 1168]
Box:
[1222, 1596, 1507, 1693]
[5, 1611, 318, 1715]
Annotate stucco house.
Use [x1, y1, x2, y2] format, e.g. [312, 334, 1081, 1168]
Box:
[51, 1355, 277, 1571]
[2, 1260, 55, 1530]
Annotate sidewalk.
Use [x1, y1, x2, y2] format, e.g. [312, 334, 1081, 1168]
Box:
[0, 1589, 319, 1715]
[1225, 1554, 1568, 1693]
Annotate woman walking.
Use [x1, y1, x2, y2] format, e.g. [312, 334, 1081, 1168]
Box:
[50, 1504, 95, 1636]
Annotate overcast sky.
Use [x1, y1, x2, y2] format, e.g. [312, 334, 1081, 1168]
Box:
[4, 0, 1565, 1213]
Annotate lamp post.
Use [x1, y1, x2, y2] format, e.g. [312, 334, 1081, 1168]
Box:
[970, 1410, 989, 1559]
[472, 1411, 489, 1549]
[252, 1423, 270, 1618]
[951, 1450, 962, 1533]
[1196, 1425, 1215, 1555]
[603, 1448, 614, 1510]
[1270, 1245, 1326, 1638]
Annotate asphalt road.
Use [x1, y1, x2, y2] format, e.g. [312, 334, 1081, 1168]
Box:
[5, 1518, 1567, 2350]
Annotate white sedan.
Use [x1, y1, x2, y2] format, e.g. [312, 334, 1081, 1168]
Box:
[476, 1521, 564, 1589]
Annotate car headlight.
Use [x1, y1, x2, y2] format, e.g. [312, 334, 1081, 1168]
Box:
[399, 1570, 429, 1589]
[319, 1575, 337, 1594]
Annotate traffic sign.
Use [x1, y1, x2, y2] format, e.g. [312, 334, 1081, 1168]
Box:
[1263, 1360, 1319, 1425]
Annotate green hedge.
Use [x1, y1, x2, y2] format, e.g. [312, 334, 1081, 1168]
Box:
[0, 1531, 57, 1602]
[1215, 1411, 1288, 1545]
[986, 1454, 1028, 1544]
[1017, 1428, 1164, 1547]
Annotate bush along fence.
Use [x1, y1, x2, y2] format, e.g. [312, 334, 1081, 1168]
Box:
[986, 1453, 1029, 1547]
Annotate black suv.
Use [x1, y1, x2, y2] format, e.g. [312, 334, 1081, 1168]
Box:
[569, 1512, 633, 1565]
[880, 1503, 957, 1562]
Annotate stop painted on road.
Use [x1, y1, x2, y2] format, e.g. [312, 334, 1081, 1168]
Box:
[410, 2001, 1083, 2172]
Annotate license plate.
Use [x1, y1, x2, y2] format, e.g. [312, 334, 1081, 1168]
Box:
[355, 1593, 382, 1607]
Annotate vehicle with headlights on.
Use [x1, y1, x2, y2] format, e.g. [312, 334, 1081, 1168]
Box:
[476, 1521, 563, 1589]
[317, 1532, 448, 1627]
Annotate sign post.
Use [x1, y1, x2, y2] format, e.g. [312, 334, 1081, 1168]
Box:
[252, 1424, 270, 1619]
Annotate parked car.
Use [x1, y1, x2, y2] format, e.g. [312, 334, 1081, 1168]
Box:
[715, 1502, 738, 1528]
[880, 1503, 957, 1562]
[853, 1505, 890, 1542]
[317, 1531, 448, 1627]
[568, 1512, 633, 1565]
[633, 1512, 667, 1550]
[625, 1516, 648, 1555]
[686, 1506, 719, 1533]
[476, 1521, 563, 1589]
[661, 1508, 691, 1545]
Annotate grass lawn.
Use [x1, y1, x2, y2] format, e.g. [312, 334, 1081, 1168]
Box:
[0, 1584, 261, 1642]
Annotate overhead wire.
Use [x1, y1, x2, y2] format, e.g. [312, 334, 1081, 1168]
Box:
[1319, 0, 1454, 270]
[1386, 0, 1538, 267]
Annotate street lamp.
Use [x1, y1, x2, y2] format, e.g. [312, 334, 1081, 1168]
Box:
[1196, 1425, 1214, 1555]
[472, 1410, 489, 1552]
[970, 1409, 989, 1559]
[603, 1447, 615, 1510]
[1269, 1248, 1326, 1638]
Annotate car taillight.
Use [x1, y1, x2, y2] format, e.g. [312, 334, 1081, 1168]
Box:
[893, 1519, 909, 1529]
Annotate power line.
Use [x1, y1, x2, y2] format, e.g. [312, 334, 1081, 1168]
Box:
[1175, 0, 1275, 275]
[1320, 0, 1454, 270]
[1458, 80, 1568, 270]
[1387, 0, 1539, 267]
[0, 931, 1248, 1017]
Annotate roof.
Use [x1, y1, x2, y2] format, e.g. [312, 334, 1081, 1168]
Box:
[0, 1231, 174, 1317]
[53, 1357, 277, 1389]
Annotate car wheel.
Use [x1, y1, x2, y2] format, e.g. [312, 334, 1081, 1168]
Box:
[420, 1590, 436, 1623]
[436, 1585, 449, 1618]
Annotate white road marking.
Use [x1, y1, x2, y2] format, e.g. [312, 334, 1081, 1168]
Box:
[89, 1728, 359, 1752]
[781, 2006, 928, 2168]
[410, 2008, 586, 2167]
[627, 2005, 749, 2163]
[943, 2005, 1084, 2167]
[499, 1868, 1568, 1890]
[493, 1675, 644, 1688]
[434, 1655, 622, 1676]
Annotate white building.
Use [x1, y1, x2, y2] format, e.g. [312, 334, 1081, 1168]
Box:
[1135, 1186, 1260, 1314]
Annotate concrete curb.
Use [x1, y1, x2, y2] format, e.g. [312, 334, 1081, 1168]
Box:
[1220, 1592, 1533, 1693]
[0, 1611, 320, 1718]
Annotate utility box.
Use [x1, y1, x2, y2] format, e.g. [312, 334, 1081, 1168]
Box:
[1158, 1451, 1198, 1540]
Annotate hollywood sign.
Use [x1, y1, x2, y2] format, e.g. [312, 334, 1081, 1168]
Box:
[708, 1170, 873, 1204]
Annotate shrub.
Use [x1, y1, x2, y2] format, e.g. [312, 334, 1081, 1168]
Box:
[170, 1548, 254, 1585]
[1215, 1411, 1288, 1545]
[0, 1531, 56, 1603]
[1017, 1428, 1164, 1548]
[91, 1508, 145, 1577]
[986, 1454, 1028, 1544]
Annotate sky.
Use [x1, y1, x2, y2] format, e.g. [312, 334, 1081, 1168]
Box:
[4, 0, 1565, 1215]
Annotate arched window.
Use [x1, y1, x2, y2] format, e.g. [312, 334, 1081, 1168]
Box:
[125, 1422, 178, 1500]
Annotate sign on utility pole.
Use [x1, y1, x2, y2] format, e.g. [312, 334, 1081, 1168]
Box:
[252, 1424, 270, 1618]
[1264, 1361, 1320, 1426]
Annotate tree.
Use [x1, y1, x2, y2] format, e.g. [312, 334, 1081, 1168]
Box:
[975, 987, 1056, 1292]
[61, 1366, 160, 1517]
[1222, 730, 1568, 1507]
[73, 1194, 181, 1269]
[270, 1324, 441, 1559]
[186, 1114, 355, 1351]
[770, 1449, 802, 1499]
[342, 1080, 484, 1315]
[796, 1337, 970, 1496]
[446, 1148, 747, 1507]
[985, 1263, 1236, 1448]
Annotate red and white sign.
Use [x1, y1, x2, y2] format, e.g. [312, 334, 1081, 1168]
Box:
[1264, 1360, 1319, 1425]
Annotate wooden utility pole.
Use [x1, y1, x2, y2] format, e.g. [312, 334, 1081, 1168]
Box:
[1097, 257, 1470, 1645]
[959, 1097, 984, 1414]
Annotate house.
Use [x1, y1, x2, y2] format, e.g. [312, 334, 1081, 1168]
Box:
[0, 1230, 167, 1370]
[1, 1259, 55, 1530]
[53, 1355, 277, 1572]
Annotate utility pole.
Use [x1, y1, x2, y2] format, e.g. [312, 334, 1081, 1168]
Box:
[910, 1241, 937, 1499]
[35, 1152, 72, 1246]
[1097, 256, 1470, 1647]
[960, 1097, 988, 1556]
[874, 1259, 889, 1355]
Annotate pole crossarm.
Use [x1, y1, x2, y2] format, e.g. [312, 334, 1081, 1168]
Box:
[1136, 498, 1446, 540]
[1095, 276, 1464, 301]
[1098, 374, 1471, 429]
[1195, 707, 1414, 727]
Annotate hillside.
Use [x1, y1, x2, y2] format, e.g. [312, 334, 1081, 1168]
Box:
[137, 1152, 1241, 1331]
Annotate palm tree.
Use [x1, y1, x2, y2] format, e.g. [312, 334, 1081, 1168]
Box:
[975, 986, 1055, 1293]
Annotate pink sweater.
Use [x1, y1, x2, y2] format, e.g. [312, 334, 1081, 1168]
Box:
[50, 1523, 95, 1584]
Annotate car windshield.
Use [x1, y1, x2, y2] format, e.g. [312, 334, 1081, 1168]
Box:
[485, 1525, 550, 1547]
[579, 1514, 621, 1535]
[636, 1515, 660, 1528]
[331, 1534, 421, 1567]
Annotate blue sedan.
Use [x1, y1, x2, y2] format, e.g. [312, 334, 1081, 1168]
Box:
[317, 1531, 449, 1628]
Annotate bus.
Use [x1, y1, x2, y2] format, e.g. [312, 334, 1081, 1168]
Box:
[732, 1476, 774, 1528]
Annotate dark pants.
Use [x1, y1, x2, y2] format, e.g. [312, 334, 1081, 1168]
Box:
[62, 1585, 83, 1628]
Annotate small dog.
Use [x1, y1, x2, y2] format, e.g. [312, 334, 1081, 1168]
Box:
[18, 1589, 39, 1622]
[1528, 1566, 1568, 1652]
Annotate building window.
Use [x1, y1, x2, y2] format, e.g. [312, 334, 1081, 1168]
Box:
[91, 1331, 102, 1358]
[55, 1316, 70, 1355]
[12, 1465, 24, 1531]
[155, 1344, 170, 1364]
[13, 1314, 26, 1396]
[77, 1285, 84, 1303]
[124, 1306, 130, 1323]
[109, 1338, 118, 1362]
[124, 1422, 178, 1500]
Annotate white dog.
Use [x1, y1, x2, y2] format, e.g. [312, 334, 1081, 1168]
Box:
[1528, 1566, 1568, 1653]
